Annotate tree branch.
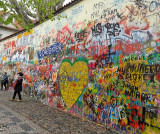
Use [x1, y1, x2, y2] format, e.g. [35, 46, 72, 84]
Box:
[9, 0, 33, 24]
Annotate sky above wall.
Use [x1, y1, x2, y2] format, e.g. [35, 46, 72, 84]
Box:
[63, 0, 72, 6]
[0, 0, 72, 10]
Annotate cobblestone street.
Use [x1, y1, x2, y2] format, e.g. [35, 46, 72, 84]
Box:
[0, 91, 118, 134]
[0, 102, 49, 134]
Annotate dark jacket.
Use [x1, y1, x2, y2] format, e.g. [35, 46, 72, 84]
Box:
[1, 74, 8, 84]
[14, 77, 23, 91]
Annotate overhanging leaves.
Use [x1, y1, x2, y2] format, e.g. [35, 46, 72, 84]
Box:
[0, 0, 65, 31]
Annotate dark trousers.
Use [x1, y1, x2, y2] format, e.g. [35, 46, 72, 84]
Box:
[1, 83, 6, 90]
[12, 91, 21, 100]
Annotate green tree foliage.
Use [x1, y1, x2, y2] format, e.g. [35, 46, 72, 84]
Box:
[0, 0, 65, 31]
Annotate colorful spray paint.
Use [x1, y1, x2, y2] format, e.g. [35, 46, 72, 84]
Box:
[0, 0, 159, 133]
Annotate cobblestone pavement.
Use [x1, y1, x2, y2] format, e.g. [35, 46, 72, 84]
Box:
[0, 101, 49, 134]
[0, 90, 119, 134]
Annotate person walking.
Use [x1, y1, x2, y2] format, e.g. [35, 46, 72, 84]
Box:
[10, 72, 23, 102]
[1, 72, 8, 90]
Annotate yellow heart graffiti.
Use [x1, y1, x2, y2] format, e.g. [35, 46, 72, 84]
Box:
[59, 60, 88, 109]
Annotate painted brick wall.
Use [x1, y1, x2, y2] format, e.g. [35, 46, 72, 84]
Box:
[0, 0, 160, 133]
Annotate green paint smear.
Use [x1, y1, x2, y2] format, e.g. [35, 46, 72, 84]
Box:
[61, 58, 88, 66]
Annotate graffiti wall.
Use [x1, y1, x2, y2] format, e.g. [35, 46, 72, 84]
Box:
[0, 0, 160, 133]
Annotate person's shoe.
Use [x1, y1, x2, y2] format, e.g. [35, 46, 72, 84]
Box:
[17, 100, 21, 102]
[10, 99, 15, 101]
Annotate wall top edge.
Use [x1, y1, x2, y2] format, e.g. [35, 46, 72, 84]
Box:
[0, 0, 82, 43]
